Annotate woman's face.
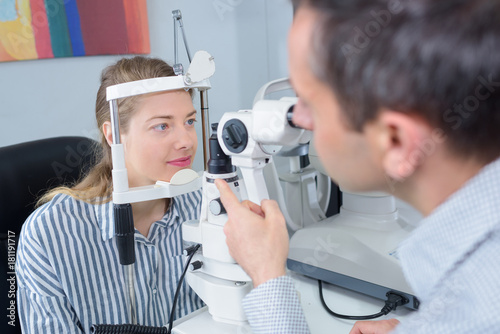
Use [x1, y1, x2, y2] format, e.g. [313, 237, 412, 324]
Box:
[121, 90, 198, 187]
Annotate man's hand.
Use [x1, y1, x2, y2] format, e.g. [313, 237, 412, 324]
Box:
[349, 319, 400, 334]
[215, 179, 289, 287]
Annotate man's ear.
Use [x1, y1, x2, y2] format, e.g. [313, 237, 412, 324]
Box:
[376, 110, 432, 181]
[102, 121, 114, 147]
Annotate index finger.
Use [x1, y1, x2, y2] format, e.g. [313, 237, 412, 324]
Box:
[215, 179, 242, 213]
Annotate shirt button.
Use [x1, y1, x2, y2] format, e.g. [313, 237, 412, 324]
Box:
[153, 288, 157, 294]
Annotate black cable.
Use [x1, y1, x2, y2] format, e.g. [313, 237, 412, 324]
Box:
[167, 243, 202, 334]
[91, 324, 168, 333]
[318, 280, 408, 320]
[90, 244, 202, 334]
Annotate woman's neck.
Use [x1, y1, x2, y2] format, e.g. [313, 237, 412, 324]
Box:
[131, 198, 170, 237]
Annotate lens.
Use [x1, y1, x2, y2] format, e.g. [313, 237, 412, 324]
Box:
[287, 105, 301, 128]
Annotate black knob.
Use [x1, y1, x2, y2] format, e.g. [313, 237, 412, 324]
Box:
[222, 119, 248, 153]
[226, 125, 244, 148]
[190, 260, 203, 271]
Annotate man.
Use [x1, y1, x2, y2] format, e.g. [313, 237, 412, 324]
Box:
[216, 0, 500, 333]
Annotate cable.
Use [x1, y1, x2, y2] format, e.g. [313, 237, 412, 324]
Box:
[90, 244, 202, 333]
[91, 324, 168, 333]
[167, 243, 202, 334]
[318, 280, 408, 320]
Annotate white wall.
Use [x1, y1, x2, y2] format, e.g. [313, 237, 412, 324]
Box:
[0, 0, 293, 171]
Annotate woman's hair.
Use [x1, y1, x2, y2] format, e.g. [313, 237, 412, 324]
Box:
[38, 56, 183, 205]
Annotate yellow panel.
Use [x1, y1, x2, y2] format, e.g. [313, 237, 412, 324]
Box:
[0, 0, 37, 61]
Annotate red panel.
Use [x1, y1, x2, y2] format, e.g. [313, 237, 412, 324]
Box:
[30, 0, 54, 58]
[75, 0, 128, 55]
[122, 0, 150, 54]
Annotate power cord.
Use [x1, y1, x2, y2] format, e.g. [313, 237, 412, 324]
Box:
[318, 280, 408, 320]
[91, 244, 202, 334]
[91, 324, 168, 333]
[167, 244, 202, 334]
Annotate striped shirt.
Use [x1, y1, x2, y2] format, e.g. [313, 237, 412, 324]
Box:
[16, 190, 204, 333]
[243, 156, 500, 333]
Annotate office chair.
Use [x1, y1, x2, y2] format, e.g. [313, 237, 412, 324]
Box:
[0, 136, 98, 334]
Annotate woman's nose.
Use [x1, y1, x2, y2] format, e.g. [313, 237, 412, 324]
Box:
[174, 127, 195, 150]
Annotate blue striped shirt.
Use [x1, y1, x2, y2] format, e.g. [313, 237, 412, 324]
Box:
[16, 190, 204, 333]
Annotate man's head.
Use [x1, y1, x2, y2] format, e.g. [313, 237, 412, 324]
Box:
[292, 0, 500, 163]
[289, 0, 500, 211]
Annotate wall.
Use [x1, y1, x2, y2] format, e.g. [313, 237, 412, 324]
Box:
[0, 0, 293, 171]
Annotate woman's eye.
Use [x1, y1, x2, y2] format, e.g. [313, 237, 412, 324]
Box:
[153, 123, 168, 131]
[186, 119, 197, 126]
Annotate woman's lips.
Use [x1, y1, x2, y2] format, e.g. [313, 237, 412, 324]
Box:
[167, 156, 192, 167]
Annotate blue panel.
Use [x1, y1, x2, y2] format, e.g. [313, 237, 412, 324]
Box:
[0, 0, 17, 22]
[63, 0, 85, 56]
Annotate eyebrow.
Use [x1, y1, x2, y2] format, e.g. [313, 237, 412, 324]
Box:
[146, 110, 197, 122]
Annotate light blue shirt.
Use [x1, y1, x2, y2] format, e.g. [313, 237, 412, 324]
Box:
[16, 190, 204, 333]
[393, 157, 500, 333]
[243, 156, 500, 333]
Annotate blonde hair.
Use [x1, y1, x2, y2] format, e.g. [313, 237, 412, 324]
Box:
[38, 56, 180, 206]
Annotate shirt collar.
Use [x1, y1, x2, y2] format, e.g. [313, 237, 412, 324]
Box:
[398, 157, 500, 301]
[95, 197, 184, 242]
[95, 199, 114, 241]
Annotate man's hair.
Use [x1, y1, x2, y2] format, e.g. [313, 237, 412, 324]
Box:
[294, 0, 500, 162]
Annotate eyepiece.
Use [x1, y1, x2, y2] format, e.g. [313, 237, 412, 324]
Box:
[287, 105, 300, 128]
[207, 123, 235, 174]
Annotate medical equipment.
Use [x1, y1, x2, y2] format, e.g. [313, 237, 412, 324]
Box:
[286, 142, 419, 310]
[106, 55, 418, 331]
[172, 10, 211, 168]
[173, 78, 418, 333]
[105, 8, 416, 330]
[172, 80, 312, 333]
[287, 191, 420, 310]
[102, 10, 215, 329]
[175, 125, 252, 333]
[106, 52, 214, 329]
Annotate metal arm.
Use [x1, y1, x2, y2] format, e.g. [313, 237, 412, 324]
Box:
[172, 9, 211, 169]
[173, 9, 192, 68]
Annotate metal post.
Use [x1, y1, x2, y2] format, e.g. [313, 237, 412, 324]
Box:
[173, 12, 179, 65]
[126, 265, 137, 324]
[110, 98, 136, 324]
[110, 100, 121, 144]
[200, 90, 210, 169]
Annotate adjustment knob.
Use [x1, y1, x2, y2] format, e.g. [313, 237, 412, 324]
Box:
[209, 198, 226, 216]
[225, 124, 243, 148]
[222, 119, 248, 153]
[190, 261, 203, 271]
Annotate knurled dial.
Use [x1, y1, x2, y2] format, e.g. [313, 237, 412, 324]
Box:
[209, 198, 226, 216]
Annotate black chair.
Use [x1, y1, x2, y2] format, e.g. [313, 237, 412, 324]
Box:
[0, 136, 98, 334]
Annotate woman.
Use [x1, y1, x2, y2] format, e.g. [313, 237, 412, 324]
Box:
[16, 57, 204, 333]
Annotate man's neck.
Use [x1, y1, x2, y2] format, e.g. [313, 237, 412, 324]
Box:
[394, 152, 486, 216]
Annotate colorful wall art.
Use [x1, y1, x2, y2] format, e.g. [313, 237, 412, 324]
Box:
[0, 0, 150, 62]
